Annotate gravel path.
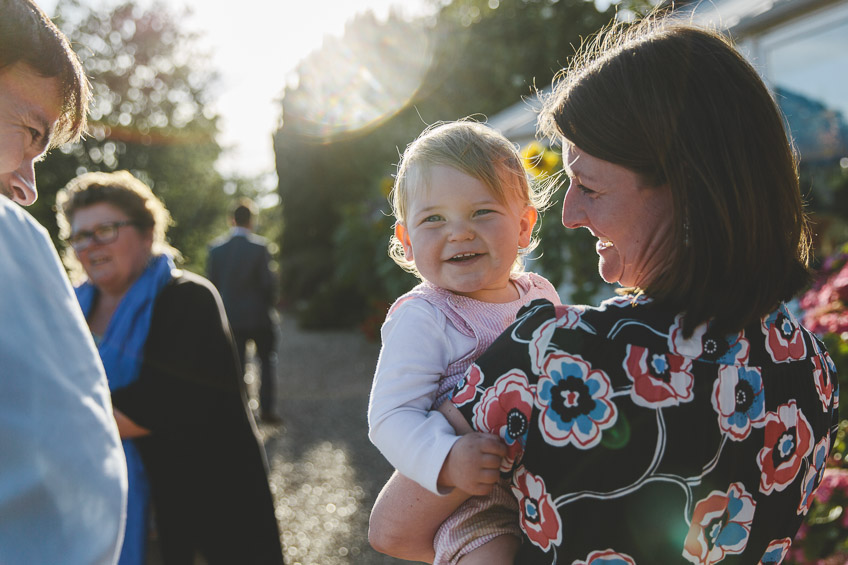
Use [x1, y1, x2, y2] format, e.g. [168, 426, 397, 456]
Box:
[256, 314, 418, 565]
[145, 314, 417, 565]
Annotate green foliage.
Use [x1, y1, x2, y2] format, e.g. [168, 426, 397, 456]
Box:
[30, 0, 229, 273]
[787, 429, 848, 563]
[275, 0, 613, 329]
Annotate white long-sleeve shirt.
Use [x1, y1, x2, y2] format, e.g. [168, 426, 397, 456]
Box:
[368, 274, 561, 494]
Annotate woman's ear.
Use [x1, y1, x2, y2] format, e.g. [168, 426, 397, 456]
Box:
[142, 226, 155, 253]
[394, 223, 414, 261]
[518, 206, 537, 248]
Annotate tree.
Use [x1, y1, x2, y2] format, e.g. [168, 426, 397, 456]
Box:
[31, 0, 229, 272]
[274, 0, 613, 329]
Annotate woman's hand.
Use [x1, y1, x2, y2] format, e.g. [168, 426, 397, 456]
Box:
[113, 408, 150, 438]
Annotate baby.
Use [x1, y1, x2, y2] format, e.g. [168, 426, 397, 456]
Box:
[368, 120, 561, 564]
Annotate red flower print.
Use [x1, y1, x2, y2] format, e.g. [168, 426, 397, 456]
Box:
[453, 363, 483, 407]
[669, 315, 750, 364]
[529, 317, 558, 377]
[472, 371, 534, 471]
[554, 304, 584, 330]
[683, 482, 755, 564]
[624, 345, 694, 408]
[757, 401, 814, 495]
[600, 294, 650, 309]
[811, 354, 835, 413]
[761, 305, 807, 363]
[511, 466, 562, 552]
[669, 314, 708, 357]
[574, 549, 636, 564]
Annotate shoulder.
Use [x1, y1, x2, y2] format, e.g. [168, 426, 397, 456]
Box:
[500, 294, 672, 359]
[0, 196, 76, 297]
[387, 283, 448, 319]
[384, 286, 450, 334]
[157, 270, 221, 308]
[517, 272, 561, 304]
[246, 232, 270, 247]
[0, 195, 51, 246]
[208, 233, 231, 251]
[387, 290, 445, 322]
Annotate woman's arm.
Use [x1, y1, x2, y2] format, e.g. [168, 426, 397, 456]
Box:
[111, 274, 236, 436]
[369, 402, 506, 562]
[369, 471, 470, 563]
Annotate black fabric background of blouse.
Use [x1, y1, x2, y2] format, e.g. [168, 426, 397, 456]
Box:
[111, 271, 283, 565]
[456, 298, 838, 565]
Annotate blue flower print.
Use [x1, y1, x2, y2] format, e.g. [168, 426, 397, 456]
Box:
[684, 482, 755, 564]
[758, 538, 791, 564]
[712, 365, 766, 440]
[536, 351, 617, 449]
[574, 549, 637, 565]
[797, 435, 831, 515]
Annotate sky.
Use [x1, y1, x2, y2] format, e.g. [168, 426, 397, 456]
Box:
[39, 0, 433, 187]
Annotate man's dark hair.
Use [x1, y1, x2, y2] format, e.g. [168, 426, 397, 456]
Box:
[233, 199, 256, 228]
[0, 0, 90, 146]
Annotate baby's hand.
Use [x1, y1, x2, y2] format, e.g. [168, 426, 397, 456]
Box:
[437, 432, 507, 496]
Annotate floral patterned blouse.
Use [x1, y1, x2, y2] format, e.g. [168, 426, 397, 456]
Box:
[452, 296, 839, 564]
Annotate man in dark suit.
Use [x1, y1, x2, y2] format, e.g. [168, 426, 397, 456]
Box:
[207, 199, 280, 422]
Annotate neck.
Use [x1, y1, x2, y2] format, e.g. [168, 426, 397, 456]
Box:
[88, 290, 124, 335]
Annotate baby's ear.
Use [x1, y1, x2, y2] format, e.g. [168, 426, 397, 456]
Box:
[518, 206, 537, 248]
[394, 223, 414, 260]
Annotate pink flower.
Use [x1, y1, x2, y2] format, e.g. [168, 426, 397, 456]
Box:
[813, 468, 848, 504]
[800, 253, 848, 335]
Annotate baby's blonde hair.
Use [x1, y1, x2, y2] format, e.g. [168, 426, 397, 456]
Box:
[388, 119, 554, 278]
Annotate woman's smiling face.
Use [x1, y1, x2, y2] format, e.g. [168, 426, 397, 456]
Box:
[561, 144, 674, 288]
[71, 202, 153, 297]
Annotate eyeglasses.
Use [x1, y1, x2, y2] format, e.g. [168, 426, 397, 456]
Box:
[68, 221, 137, 250]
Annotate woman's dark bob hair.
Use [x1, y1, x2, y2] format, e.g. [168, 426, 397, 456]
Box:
[539, 16, 812, 336]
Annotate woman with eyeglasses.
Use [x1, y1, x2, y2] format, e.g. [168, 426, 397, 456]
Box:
[55, 171, 284, 565]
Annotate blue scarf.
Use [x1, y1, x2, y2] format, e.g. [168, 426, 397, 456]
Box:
[76, 253, 175, 565]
